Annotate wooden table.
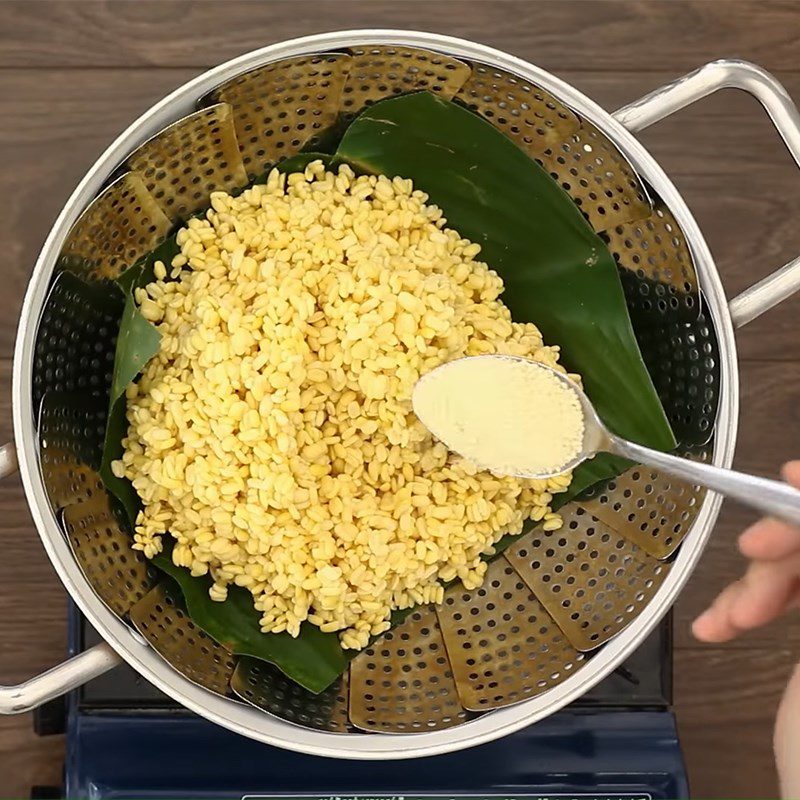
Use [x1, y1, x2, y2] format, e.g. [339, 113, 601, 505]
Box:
[1, 1, 798, 796]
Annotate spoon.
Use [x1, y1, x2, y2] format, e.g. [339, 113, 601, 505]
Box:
[413, 354, 800, 527]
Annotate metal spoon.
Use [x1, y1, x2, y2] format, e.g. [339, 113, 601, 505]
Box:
[414, 354, 800, 527]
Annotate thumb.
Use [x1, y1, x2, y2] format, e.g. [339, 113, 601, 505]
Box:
[782, 460, 800, 488]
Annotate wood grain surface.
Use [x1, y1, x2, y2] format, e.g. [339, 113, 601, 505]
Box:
[1, 2, 798, 797]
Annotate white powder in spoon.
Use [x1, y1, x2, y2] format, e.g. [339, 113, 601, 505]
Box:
[413, 356, 585, 477]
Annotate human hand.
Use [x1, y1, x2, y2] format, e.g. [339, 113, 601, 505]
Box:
[693, 460, 800, 799]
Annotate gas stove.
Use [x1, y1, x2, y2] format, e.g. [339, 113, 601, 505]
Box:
[30, 604, 687, 799]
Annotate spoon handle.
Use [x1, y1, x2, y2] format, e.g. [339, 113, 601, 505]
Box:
[610, 438, 800, 528]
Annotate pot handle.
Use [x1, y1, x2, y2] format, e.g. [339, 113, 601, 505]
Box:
[0, 443, 120, 714]
[614, 59, 800, 329]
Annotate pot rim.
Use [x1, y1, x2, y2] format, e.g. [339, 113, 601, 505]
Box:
[12, 29, 737, 759]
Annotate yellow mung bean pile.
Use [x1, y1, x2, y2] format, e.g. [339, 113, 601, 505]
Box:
[113, 160, 573, 650]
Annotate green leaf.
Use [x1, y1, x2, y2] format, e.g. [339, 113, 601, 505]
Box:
[99, 397, 142, 528]
[101, 155, 350, 688]
[152, 549, 347, 693]
[108, 288, 161, 406]
[335, 92, 675, 464]
[99, 282, 162, 529]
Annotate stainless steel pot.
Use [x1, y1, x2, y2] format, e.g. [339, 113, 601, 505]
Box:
[2, 30, 800, 760]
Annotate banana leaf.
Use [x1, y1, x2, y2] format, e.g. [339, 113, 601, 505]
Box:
[334, 92, 675, 456]
[99, 277, 161, 528]
[109, 286, 161, 406]
[153, 547, 347, 694]
[99, 151, 355, 692]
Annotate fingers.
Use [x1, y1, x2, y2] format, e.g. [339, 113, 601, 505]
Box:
[692, 580, 746, 642]
[695, 460, 800, 644]
[737, 461, 800, 561]
[739, 517, 800, 561]
[730, 558, 800, 631]
[693, 556, 800, 643]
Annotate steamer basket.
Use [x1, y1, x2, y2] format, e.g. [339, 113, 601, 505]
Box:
[3, 31, 800, 759]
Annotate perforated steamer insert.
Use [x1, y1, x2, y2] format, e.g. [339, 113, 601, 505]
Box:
[5, 33, 800, 783]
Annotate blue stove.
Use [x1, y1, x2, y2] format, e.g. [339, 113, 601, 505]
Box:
[31, 605, 688, 799]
